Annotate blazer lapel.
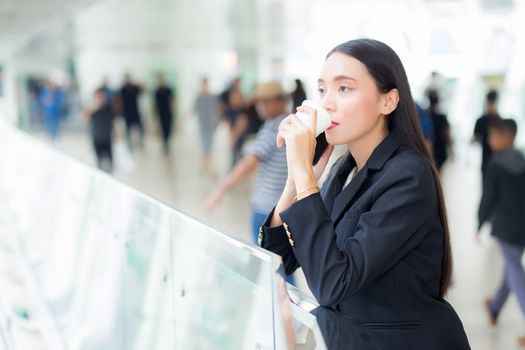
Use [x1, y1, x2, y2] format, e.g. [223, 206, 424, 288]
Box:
[330, 167, 368, 223]
[320, 174, 340, 214]
[321, 154, 356, 214]
[329, 132, 403, 223]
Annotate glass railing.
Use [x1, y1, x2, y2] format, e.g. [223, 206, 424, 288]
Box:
[0, 120, 327, 350]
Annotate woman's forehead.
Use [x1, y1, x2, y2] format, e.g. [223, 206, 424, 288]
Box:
[319, 53, 368, 82]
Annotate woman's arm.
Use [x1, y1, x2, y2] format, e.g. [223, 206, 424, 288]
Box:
[270, 180, 296, 227]
[262, 106, 333, 275]
[269, 145, 334, 228]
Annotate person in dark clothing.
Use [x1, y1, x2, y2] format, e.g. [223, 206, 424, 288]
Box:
[230, 101, 263, 166]
[291, 78, 307, 112]
[478, 118, 525, 346]
[154, 75, 174, 154]
[83, 89, 115, 172]
[220, 78, 247, 167]
[220, 77, 242, 128]
[119, 73, 144, 149]
[98, 78, 114, 108]
[473, 90, 501, 175]
[415, 101, 434, 153]
[260, 39, 470, 349]
[426, 89, 451, 170]
[244, 102, 264, 135]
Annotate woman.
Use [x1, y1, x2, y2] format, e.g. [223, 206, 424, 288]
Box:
[259, 39, 470, 349]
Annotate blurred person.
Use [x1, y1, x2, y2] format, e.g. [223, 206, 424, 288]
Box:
[28, 79, 43, 125]
[415, 101, 434, 153]
[205, 81, 289, 244]
[119, 73, 144, 149]
[82, 88, 115, 172]
[291, 78, 307, 112]
[220, 77, 247, 167]
[424, 71, 448, 114]
[472, 90, 501, 176]
[477, 119, 525, 346]
[66, 83, 83, 122]
[219, 77, 241, 122]
[154, 74, 174, 155]
[229, 99, 264, 167]
[40, 79, 64, 140]
[427, 89, 452, 170]
[98, 77, 114, 107]
[259, 39, 470, 349]
[229, 90, 249, 166]
[194, 77, 220, 174]
[219, 77, 241, 128]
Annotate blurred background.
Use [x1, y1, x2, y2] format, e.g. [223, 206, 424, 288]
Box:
[1, 0, 525, 349]
[1, 0, 524, 144]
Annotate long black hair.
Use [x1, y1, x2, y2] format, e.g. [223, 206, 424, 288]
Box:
[327, 39, 452, 298]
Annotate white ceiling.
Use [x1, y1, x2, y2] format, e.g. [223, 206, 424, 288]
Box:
[0, 0, 517, 62]
[0, 0, 105, 60]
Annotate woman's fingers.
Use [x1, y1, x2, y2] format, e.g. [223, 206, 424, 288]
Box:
[276, 132, 285, 148]
[296, 105, 317, 134]
[276, 128, 293, 148]
[277, 115, 310, 147]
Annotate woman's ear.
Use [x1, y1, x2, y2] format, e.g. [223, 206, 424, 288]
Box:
[381, 88, 399, 115]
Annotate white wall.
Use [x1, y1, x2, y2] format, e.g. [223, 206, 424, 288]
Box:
[0, 61, 19, 125]
[72, 0, 240, 118]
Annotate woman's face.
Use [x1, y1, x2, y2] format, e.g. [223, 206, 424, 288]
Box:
[318, 52, 389, 148]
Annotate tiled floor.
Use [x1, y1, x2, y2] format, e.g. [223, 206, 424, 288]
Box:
[39, 117, 525, 349]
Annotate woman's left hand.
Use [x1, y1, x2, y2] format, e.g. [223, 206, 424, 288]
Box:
[276, 106, 318, 190]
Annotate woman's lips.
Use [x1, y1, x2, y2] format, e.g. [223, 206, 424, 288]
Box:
[327, 121, 339, 130]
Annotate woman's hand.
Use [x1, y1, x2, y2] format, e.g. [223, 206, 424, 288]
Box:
[277, 106, 334, 190]
[276, 106, 318, 190]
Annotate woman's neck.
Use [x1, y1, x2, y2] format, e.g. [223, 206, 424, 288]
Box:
[347, 126, 389, 172]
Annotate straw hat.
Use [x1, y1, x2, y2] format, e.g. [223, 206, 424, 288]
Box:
[252, 81, 287, 100]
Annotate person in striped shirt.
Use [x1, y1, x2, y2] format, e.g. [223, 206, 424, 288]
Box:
[205, 81, 289, 244]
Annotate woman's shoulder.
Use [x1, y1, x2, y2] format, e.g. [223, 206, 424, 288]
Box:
[382, 147, 434, 184]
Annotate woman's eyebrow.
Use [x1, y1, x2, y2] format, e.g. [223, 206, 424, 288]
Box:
[333, 75, 356, 82]
[318, 75, 356, 84]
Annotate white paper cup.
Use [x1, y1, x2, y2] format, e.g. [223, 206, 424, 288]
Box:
[296, 100, 331, 136]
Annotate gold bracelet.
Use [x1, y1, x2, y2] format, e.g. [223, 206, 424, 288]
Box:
[293, 186, 319, 203]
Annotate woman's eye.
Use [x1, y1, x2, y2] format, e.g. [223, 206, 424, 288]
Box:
[339, 85, 350, 93]
[318, 87, 326, 95]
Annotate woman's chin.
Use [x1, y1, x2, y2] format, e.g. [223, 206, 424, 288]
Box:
[325, 133, 343, 146]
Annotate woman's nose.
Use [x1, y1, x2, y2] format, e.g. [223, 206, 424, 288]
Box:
[321, 94, 335, 113]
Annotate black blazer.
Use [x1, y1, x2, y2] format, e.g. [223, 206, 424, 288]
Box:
[260, 132, 470, 350]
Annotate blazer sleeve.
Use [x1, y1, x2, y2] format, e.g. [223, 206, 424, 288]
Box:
[259, 210, 300, 275]
[279, 158, 435, 307]
[478, 162, 498, 229]
[259, 156, 348, 276]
